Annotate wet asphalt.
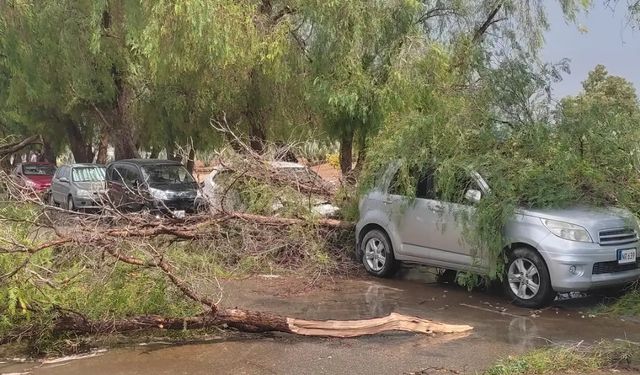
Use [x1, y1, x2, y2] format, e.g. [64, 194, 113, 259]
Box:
[2, 265, 639, 375]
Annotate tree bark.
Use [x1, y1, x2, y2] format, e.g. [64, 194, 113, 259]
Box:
[65, 119, 93, 163]
[95, 127, 109, 164]
[186, 147, 195, 174]
[472, 4, 503, 43]
[248, 122, 266, 154]
[245, 69, 267, 154]
[352, 135, 367, 176]
[41, 139, 56, 164]
[339, 130, 354, 174]
[111, 75, 139, 160]
[46, 310, 472, 338]
[104, 0, 139, 161]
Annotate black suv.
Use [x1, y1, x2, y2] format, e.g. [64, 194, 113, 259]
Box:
[105, 159, 203, 214]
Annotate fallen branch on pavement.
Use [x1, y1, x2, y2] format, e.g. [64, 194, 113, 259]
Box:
[46, 311, 472, 338]
[0, 174, 471, 349]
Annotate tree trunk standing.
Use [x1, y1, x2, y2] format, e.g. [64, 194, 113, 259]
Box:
[111, 75, 139, 160]
[95, 127, 109, 164]
[339, 130, 354, 174]
[102, 1, 139, 161]
[65, 119, 93, 163]
[248, 122, 266, 154]
[352, 139, 366, 176]
[245, 69, 267, 154]
[41, 140, 56, 164]
[149, 146, 159, 159]
[186, 148, 195, 174]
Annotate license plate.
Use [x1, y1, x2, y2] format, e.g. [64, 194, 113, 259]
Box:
[173, 210, 186, 219]
[618, 248, 637, 264]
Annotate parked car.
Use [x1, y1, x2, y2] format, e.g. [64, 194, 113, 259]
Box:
[11, 162, 56, 194]
[105, 159, 203, 216]
[202, 161, 339, 217]
[356, 162, 640, 307]
[50, 164, 106, 210]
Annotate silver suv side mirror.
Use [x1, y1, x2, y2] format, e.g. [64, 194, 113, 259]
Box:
[464, 189, 482, 204]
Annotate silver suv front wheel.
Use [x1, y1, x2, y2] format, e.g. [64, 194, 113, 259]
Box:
[507, 258, 540, 300]
[504, 247, 555, 308]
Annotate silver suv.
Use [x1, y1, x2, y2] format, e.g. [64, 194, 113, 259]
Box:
[356, 162, 640, 307]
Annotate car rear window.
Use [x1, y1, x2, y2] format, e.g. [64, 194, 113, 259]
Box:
[23, 164, 56, 176]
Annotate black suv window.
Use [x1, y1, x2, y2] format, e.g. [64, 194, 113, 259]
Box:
[109, 165, 137, 185]
[119, 166, 140, 186]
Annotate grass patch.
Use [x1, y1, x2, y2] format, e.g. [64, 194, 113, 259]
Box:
[596, 287, 640, 319]
[485, 340, 640, 375]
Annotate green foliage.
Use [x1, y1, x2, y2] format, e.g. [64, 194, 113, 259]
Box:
[0, 0, 602, 162]
[485, 340, 640, 375]
[362, 53, 640, 285]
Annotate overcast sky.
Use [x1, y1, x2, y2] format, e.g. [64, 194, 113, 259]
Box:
[542, 1, 640, 99]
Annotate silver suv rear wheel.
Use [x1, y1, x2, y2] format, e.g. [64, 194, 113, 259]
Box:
[365, 237, 386, 271]
[360, 229, 397, 277]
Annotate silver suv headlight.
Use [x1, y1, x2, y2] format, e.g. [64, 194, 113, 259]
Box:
[541, 219, 592, 243]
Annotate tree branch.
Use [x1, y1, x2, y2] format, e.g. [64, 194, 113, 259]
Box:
[472, 4, 504, 43]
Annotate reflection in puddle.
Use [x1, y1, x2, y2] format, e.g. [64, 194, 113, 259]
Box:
[364, 284, 400, 317]
[508, 317, 540, 349]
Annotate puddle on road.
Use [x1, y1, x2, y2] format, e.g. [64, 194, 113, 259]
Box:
[219, 264, 639, 349]
[2, 265, 638, 375]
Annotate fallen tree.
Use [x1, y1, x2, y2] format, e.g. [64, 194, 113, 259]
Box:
[0, 176, 472, 350]
[28, 311, 471, 339]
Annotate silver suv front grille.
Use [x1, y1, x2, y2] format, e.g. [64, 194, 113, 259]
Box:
[598, 227, 638, 246]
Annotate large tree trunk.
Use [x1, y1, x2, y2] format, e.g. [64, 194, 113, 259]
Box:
[41, 139, 56, 164]
[352, 132, 367, 176]
[103, 0, 139, 161]
[65, 119, 92, 163]
[95, 127, 109, 164]
[245, 69, 267, 154]
[111, 76, 139, 160]
[339, 130, 354, 174]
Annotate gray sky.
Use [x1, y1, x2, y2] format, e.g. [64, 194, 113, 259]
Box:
[542, 1, 640, 99]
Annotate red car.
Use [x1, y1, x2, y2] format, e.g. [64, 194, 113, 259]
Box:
[11, 162, 57, 193]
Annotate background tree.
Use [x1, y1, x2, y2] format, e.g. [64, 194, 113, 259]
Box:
[557, 64, 640, 169]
